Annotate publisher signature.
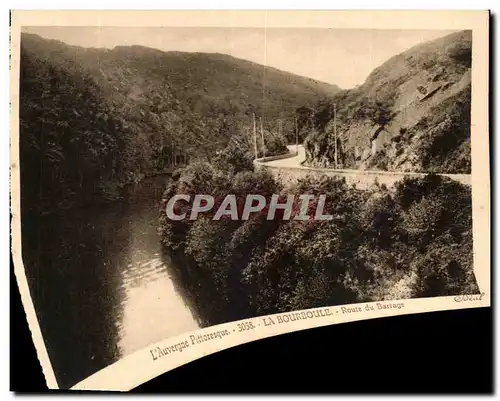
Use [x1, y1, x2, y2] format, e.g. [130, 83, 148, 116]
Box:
[454, 293, 486, 302]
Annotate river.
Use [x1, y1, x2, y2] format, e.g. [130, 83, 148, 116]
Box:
[21, 175, 201, 389]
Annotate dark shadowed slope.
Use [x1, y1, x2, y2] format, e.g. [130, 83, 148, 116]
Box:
[19, 32, 340, 215]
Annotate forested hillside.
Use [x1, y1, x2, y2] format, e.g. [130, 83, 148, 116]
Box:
[159, 152, 479, 326]
[300, 30, 472, 174]
[19, 33, 339, 215]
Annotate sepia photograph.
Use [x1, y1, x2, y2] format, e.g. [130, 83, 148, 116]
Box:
[10, 10, 490, 391]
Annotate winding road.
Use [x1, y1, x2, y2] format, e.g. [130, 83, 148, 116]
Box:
[259, 145, 306, 168]
[254, 144, 472, 188]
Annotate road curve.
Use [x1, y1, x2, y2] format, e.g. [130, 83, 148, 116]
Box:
[254, 144, 472, 188]
[258, 145, 306, 168]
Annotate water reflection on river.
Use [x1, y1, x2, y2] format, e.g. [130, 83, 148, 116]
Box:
[21, 175, 200, 389]
[116, 254, 201, 356]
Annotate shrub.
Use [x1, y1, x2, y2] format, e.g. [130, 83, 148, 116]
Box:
[212, 143, 254, 175]
[160, 170, 478, 326]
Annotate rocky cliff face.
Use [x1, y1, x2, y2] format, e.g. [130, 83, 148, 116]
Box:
[304, 30, 472, 174]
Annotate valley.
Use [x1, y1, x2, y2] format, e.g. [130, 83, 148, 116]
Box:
[17, 28, 478, 389]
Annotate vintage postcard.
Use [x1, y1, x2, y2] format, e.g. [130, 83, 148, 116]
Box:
[10, 10, 490, 391]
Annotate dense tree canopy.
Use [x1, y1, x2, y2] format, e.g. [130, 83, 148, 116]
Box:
[160, 142, 479, 325]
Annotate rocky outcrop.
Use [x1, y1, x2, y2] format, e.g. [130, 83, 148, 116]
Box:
[303, 30, 472, 174]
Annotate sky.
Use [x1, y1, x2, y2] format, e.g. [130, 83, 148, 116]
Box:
[21, 26, 458, 89]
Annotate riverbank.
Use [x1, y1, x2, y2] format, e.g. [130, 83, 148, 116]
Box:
[160, 152, 479, 325]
